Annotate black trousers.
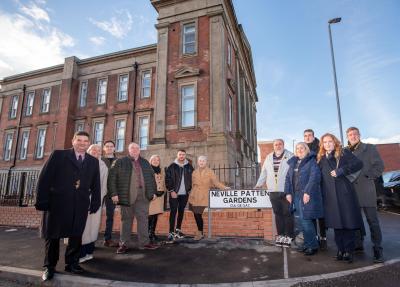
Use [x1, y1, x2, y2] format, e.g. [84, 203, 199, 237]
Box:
[355, 207, 383, 249]
[44, 237, 81, 268]
[313, 218, 327, 238]
[334, 229, 356, 253]
[104, 196, 116, 241]
[169, 194, 188, 232]
[270, 192, 294, 238]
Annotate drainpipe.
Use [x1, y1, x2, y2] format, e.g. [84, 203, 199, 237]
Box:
[131, 62, 139, 142]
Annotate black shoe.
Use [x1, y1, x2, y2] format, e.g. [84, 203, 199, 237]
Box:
[319, 238, 327, 251]
[65, 264, 84, 274]
[304, 248, 318, 256]
[335, 251, 343, 261]
[373, 248, 384, 263]
[354, 246, 364, 253]
[342, 252, 353, 263]
[42, 267, 55, 281]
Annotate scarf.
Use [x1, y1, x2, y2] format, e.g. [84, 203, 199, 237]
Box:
[152, 165, 161, 174]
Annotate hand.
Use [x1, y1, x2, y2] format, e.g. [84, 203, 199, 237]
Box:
[224, 186, 230, 189]
[286, 194, 292, 204]
[171, 191, 178, 198]
[112, 195, 119, 204]
[330, 170, 337, 177]
[303, 193, 310, 204]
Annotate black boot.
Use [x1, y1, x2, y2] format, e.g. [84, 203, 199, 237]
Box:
[342, 252, 353, 263]
[373, 247, 384, 263]
[335, 250, 343, 261]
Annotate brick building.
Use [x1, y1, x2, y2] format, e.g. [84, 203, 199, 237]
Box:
[376, 143, 400, 172]
[0, 0, 258, 180]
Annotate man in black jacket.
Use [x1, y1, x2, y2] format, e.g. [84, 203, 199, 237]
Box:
[107, 142, 158, 254]
[304, 129, 327, 250]
[101, 140, 118, 247]
[35, 131, 101, 281]
[165, 149, 194, 241]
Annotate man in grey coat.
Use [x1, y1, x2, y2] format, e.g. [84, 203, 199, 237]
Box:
[346, 127, 384, 263]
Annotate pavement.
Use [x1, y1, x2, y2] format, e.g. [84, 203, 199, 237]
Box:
[0, 210, 399, 286]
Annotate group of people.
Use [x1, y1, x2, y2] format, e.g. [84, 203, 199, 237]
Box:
[35, 131, 226, 281]
[256, 127, 384, 264]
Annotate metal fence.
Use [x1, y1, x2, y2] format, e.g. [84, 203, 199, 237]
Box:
[0, 169, 40, 207]
[0, 164, 260, 207]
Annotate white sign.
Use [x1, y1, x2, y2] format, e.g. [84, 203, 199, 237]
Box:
[209, 189, 272, 209]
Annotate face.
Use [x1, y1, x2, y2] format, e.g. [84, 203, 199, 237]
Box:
[89, 147, 101, 159]
[72, 135, 90, 153]
[303, 132, 314, 144]
[347, 129, 360, 146]
[322, 136, 335, 152]
[128, 144, 140, 158]
[177, 151, 186, 162]
[151, 156, 160, 167]
[296, 145, 307, 159]
[103, 142, 115, 156]
[273, 140, 284, 155]
[198, 158, 207, 168]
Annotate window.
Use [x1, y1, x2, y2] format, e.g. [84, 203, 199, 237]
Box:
[75, 121, 85, 132]
[93, 121, 104, 145]
[3, 132, 13, 161]
[141, 71, 151, 98]
[79, 81, 88, 107]
[115, 119, 126, 152]
[139, 116, 149, 149]
[181, 85, 195, 127]
[183, 23, 196, 54]
[228, 95, 233, 132]
[117, 75, 128, 102]
[41, 88, 51, 113]
[227, 41, 232, 66]
[26, 92, 34, 116]
[96, 79, 107, 104]
[19, 130, 30, 160]
[9, 95, 19, 119]
[35, 128, 46, 159]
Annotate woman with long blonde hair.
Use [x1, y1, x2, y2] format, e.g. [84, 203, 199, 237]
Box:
[318, 133, 363, 263]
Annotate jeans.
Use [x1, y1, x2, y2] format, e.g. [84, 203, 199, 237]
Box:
[169, 194, 188, 233]
[104, 196, 116, 241]
[295, 195, 318, 249]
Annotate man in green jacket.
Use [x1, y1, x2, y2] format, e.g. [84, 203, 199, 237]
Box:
[107, 142, 158, 253]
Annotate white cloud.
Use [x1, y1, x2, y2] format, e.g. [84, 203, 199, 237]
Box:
[0, 9, 75, 79]
[89, 10, 133, 39]
[363, 135, 400, 145]
[19, 2, 50, 23]
[89, 36, 106, 46]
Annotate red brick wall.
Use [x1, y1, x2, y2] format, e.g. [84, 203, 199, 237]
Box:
[258, 141, 274, 167]
[376, 143, 400, 172]
[0, 206, 274, 240]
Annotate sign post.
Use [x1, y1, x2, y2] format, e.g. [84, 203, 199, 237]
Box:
[207, 189, 273, 238]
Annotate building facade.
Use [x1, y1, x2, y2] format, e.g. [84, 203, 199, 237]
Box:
[0, 0, 258, 186]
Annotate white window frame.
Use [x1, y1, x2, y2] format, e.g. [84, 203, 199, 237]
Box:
[140, 70, 151, 99]
[75, 120, 85, 132]
[182, 22, 196, 55]
[96, 78, 107, 105]
[79, 81, 88, 107]
[228, 94, 233, 132]
[117, 74, 129, 102]
[25, 91, 35, 116]
[19, 130, 30, 160]
[138, 116, 150, 150]
[92, 119, 105, 145]
[35, 127, 47, 159]
[180, 83, 196, 128]
[115, 119, 126, 152]
[41, 88, 51, 113]
[9, 95, 19, 119]
[3, 132, 14, 161]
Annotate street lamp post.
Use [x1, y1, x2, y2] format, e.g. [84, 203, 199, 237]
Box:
[328, 17, 344, 145]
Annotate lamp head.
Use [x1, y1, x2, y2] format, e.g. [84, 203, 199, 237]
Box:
[328, 17, 342, 24]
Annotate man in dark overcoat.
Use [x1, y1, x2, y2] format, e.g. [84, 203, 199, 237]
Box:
[346, 126, 385, 263]
[35, 131, 101, 281]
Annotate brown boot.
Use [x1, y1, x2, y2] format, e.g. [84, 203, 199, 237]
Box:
[194, 230, 204, 241]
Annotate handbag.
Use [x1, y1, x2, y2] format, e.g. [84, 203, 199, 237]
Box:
[336, 157, 361, 183]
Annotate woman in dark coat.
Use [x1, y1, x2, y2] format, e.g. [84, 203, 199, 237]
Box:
[285, 142, 323, 256]
[317, 133, 363, 263]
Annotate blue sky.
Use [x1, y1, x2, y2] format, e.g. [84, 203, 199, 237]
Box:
[1, 0, 399, 150]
